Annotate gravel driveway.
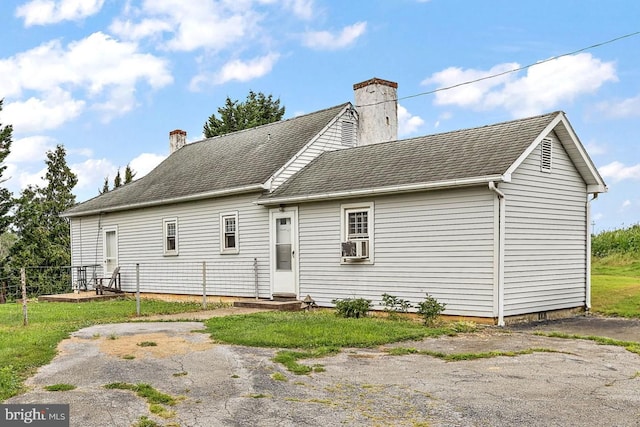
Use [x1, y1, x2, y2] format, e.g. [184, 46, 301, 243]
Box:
[6, 315, 640, 426]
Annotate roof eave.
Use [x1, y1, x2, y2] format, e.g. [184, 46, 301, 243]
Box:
[256, 174, 507, 205]
[63, 184, 266, 218]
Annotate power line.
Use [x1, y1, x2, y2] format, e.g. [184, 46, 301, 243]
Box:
[357, 30, 640, 107]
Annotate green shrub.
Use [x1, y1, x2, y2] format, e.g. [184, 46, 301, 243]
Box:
[381, 293, 412, 318]
[416, 293, 446, 325]
[332, 298, 372, 318]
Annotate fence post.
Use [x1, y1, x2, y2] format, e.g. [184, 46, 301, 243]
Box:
[21, 268, 28, 326]
[136, 263, 140, 317]
[0, 281, 6, 304]
[254, 258, 259, 300]
[202, 261, 207, 310]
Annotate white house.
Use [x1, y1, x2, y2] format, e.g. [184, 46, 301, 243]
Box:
[63, 78, 607, 325]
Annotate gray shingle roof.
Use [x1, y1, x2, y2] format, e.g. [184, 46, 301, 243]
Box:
[264, 111, 560, 201]
[64, 103, 349, 216]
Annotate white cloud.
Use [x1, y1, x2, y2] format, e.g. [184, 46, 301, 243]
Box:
[303, 22, 367, 50]
[6, 135, 55, 164]
[0, 32, 172, 129]
[597, 94, 640, 118]
[16, 0, 105, 26]
[190, 53, 280, 90]
[3, 90, 85, 133]
[398, 105, 424, 137]
[433, 111, 453, 129]
[621, 200, 631, 210]
[423, 63, 518, 108]
[71, 151, 165, 196]
[129, 153, 166, 178]
[584, 141, 606, 156]
[111, 1, 260, 52]
[284, 0, 314, 20]
[599, 161, 640, 182]
[71, 158, 117, 191]
[422, 53, 617, 117]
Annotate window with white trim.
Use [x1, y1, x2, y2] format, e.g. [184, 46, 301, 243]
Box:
[220, 212, 239, 254]
[163, 218, 178, 256]
[340, 202, 374, 263]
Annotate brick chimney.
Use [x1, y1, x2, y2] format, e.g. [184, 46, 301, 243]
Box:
[169, 129, 187, 154]
[353, 78, 398, 146]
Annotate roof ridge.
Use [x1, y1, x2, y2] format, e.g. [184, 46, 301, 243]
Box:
[189, 102, 351, 147]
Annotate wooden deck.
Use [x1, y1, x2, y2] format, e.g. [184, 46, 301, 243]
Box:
[38, 291, 125, 303]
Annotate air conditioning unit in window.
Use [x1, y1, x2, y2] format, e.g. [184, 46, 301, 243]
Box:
[341, 240, 369, 261]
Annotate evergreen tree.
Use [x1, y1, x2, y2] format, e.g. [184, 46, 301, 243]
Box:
[100, 176, 110, 194]
[0, 99, 13, 234]
[203, 90, 285, 138]
[124, 164, 136, 184]
[8, 145, 77, 293]
[113, 168, 122, 188]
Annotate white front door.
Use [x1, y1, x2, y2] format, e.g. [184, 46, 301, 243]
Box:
[103, 226, 118, 276]
[270, 208, 298, 296]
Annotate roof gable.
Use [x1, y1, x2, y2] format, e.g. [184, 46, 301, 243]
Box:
[504, 112, 606, 193]
[64, 103, 349, 217]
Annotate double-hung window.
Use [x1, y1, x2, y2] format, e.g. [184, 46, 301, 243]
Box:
[163, 218, 178, 256]
[341, 202, 374, 263]
[220, 212, 239, 254]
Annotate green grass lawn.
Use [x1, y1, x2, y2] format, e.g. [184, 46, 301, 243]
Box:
[205, 310, 468, 374]
[0, 298, 203, 401]
[205, 310, 453, 349]
[591, 253, 640, 318]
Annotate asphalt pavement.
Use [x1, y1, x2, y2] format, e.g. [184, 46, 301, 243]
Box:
[5, 315, 640, 426]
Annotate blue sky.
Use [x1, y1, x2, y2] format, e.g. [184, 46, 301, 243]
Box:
[0, 0, 638, 232]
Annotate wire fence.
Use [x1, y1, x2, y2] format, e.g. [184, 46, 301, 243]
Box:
[0, 259, 260, 304]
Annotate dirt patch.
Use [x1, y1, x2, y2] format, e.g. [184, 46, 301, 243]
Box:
[68, 332, 214, 359]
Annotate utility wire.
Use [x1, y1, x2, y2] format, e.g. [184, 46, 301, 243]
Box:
[357, 30, 640, 107]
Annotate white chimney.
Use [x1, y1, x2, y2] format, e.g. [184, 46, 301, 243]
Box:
[169, 129, 187, 154]
[353, 78, 398, 146]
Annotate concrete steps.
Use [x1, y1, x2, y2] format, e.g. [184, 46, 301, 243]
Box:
[233, 298, 302, 311]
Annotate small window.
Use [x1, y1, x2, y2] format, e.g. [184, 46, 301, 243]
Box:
[163, 218, 178, 256]
[540, 138, 552, 172]
[340, 202, 374, 263]
[220, 212, 239, 254]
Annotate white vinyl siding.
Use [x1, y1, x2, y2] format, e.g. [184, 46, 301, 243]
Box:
[269, 109, 354, 190]
[69, 193, 270, 297]
[501, 132, 588, 316]
[297, 188, 496, 317]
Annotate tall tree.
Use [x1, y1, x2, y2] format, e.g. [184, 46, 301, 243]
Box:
[9, 145, 77, 279]
[113, 168, 122, 188]
[124, 164, 136, 184]
[40, 145, 77, 267]
[99, 176, 109, 194]
[203, 90, 285, 138]
[0, 99, 13, 234]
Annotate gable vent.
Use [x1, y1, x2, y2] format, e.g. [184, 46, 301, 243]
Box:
[341, 121, 356, 147]
[540, 138, 552, 172]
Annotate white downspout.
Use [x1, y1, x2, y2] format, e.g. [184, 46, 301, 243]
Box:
[489, 181, 505, 326]
[586, 193, 598, 311]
